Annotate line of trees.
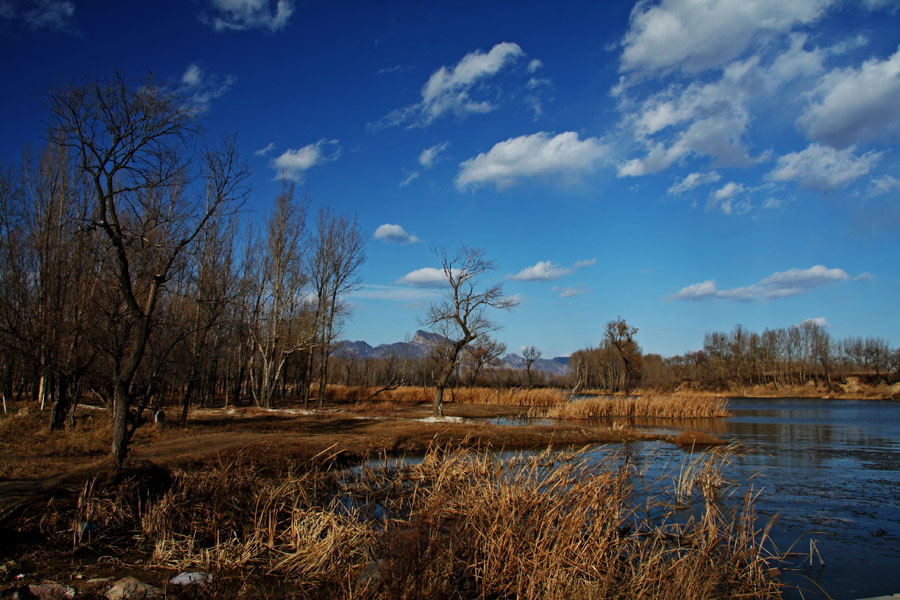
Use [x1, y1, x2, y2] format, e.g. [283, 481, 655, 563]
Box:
[0, 74, 365, 462]
[568, 320, 900, 393]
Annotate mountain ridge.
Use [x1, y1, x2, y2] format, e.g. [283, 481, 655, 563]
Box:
[335, 330, 570, 375]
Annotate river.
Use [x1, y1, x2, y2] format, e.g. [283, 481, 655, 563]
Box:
[586, 397, 900, 600]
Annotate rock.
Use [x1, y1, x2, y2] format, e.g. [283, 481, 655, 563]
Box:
[169, 571, 212, 585]
[105, 577, 162, 599]
[27, 583, 76, 600]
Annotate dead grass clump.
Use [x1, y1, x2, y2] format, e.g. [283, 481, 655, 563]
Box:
[452, 387, 566, 407]
[671, 429, 727, 446]
[545, 393, 730, 420]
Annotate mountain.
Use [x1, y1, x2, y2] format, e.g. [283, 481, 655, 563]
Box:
[335, 331, 571, 375]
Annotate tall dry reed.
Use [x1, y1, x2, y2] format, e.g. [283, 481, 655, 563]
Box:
[330, 385, 567, 408]
[543, 393, 730, 419]
[124, 442, 783, 599]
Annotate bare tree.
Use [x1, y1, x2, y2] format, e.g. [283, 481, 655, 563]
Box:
[464, 337, 506, 386]
[422, 246, 516, 417]
[47, 73, 248, 464]
[245, 180, 314, 409]
[306, 208, 365, 407]
[522, 345, 542, 389]
[605, 317, 641, 393]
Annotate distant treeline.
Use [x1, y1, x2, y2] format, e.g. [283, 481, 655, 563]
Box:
[570, 321, 899, 393]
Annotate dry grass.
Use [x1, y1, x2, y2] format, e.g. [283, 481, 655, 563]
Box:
[331, 385, 567, 408]
[542, 393, 730, 420]
[39, 442, 786, 599]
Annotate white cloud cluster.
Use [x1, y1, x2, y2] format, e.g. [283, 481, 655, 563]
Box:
[616, 37, 828, 177]
[397, 267, 454, 288]
[707, 181, 750, 214]
[271, 139, 340, 180]
[0, 0, 75, 32]
[767, 144, 881, 191]
[373, 42, 524, 128]
[798, 45, 900, 148]
[202, 0, 293, 32]
[373, 224, 420, 245]
[180, 63, 236, 112]
[419, 142, 448, 168]
[456, 131, 607, 189]
[619, 0, 831, 77]
[508, 261, 573, 282]
[612, 2, 900, 203]
[668, 265, 851, 302]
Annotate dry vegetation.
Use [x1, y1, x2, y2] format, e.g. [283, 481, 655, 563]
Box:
[328, 384, 567, 407]
[540, 393, 731, 420]
[6, 443, 786, 599]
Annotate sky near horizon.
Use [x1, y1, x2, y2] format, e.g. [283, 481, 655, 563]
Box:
[1, 0, 899, 358]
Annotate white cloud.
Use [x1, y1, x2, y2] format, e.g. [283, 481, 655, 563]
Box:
[397, 267, 453, 288]
[619, 0, 831, 77]
[668, 279, 718, 301]
[372, 42, 524, 128]
[271, 139, 340, 180]
[182, 63, 203, 87]
[254, 142, 275, 156]
[553, 284, 591, 298]
[456, 131, 607, 190]
[399, 171, 419, 187]
[573, 258, 597, 269]
[854, 272, 876, 281]
[668, 171, 722, 195]
[350, 284, 440, 302]
[528, 58, 543, 73]
[508, 261, 573, 282]
[202, 0, 294, 32]
[868, 175, 900, 197]
[668, 265, 851, 302]
[798, 45, 900, 148]
[179, 63, 236, 112]
[419, 142, 448, 168]
[707, 181, 750, 214]
[1, 0, 76, 31]
[768, 144, 881, 191]
[373, 224, 420, 245]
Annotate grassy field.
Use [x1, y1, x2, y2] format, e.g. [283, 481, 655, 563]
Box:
[0, 389, 797, 598]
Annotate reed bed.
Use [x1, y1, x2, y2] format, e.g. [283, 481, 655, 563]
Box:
[52, 442, 786, 599]
[543, 393, 730, 419]
[330, 384, 567, 408]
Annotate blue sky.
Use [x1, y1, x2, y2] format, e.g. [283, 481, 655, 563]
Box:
[2, 0, 899, 358]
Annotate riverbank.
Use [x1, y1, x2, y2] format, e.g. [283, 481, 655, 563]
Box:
[1, 439, 782, 600]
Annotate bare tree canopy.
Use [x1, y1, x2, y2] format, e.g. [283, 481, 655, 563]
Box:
[522, 345, 542, 389]
[422, 246, 516, 416]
